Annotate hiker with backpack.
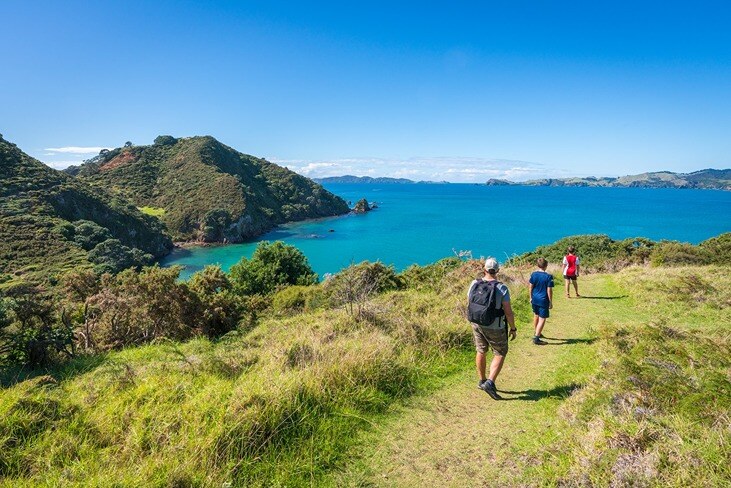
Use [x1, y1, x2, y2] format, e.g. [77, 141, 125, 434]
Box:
[529, 257, 554, 345]
[563, 246, 581, 298]
[467, 257, 517, 400]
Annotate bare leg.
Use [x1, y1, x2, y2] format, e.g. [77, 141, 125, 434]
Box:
[533, 313, 539, 332]
[565, 279, 571, 297]
[476, 352, 487, 381]
[489, 354, 505, 382]
[573, 279, 580, 297]
[535, 317, 547, 337]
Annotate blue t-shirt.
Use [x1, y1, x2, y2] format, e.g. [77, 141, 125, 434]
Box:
[529, 271, 554, 307]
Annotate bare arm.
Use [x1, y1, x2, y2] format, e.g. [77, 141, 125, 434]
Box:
[528, 283, 534, 303]
[503, 301, 517, 340]
[548, 286, 553, 309]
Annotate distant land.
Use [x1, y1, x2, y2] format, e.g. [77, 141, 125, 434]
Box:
[314, 175, 447, 184]
[486, 169, 731, 190]
[315, 170, 731, 190]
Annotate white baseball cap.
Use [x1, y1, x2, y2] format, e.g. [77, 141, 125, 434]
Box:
[484, 257, 499, 272]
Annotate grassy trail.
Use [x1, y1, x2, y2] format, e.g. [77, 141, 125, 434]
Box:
[331, 273, 630, 487]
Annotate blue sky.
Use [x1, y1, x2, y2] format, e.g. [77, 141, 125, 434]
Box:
[1, 1, 730, 182]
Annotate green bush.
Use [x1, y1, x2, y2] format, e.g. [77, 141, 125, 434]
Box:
[400, 257, 462, 290]
[650, 241, 710, 267]
[189, 266, 243, 337]
[0, 286, 74, 368]
[230, 241, 317, 296]
[87, 239, 153, 273]
[699, 232, 731, 265]
[71, 220, 113, 251]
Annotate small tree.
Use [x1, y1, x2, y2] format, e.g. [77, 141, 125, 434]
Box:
[189, 266, 242, 337]
[230, 241, 317, 296]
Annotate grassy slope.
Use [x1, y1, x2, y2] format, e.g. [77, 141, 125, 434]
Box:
[0, 265, 728, 487]
[0, 263, 486, 487]
[331, 268, 730, 487]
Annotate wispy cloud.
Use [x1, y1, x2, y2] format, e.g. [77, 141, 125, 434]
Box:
[272, 155, 551, 183]
[38, 145, 110, 170]
[44, 146, 108, 154]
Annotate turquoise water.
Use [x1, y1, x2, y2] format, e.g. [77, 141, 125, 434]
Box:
[161, 184, 731, 279]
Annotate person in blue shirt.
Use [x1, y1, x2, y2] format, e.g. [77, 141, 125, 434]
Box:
[529, 257, 554, 345]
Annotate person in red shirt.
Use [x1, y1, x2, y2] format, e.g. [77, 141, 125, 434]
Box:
[562, 246, 581, 298]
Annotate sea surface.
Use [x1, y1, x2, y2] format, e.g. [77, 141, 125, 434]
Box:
[161, 184, 731, 279]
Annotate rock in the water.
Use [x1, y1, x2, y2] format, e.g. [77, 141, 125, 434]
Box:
[352, 198, 372, 214]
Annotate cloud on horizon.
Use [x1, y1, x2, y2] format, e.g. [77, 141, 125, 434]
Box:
[271, 156, 556, 183]
[39, 146, 111, 170]
[44, 146, 109, 154]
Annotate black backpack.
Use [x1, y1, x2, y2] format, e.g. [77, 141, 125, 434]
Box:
[467, 279, 505, 326]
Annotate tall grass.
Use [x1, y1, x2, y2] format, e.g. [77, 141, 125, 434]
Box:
[526, 265, 731, 486]
[0, 260, 528, 486]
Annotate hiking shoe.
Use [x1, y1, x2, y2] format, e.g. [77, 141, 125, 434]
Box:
[477, 379, 487, 390]
[481, 379, 502, 400]
[533, 336, 547, 345]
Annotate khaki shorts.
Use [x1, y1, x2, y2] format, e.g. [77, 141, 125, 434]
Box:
[471, 323, 508, 356]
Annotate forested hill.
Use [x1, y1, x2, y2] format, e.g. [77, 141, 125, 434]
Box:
[66, 136, 351, 242]
[0, 135, 172, 288]
[486, 169, 731, 190]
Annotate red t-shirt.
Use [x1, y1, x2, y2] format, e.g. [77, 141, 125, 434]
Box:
[563, 254, 579, 277]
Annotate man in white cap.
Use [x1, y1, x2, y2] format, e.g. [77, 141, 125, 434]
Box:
[467, 257, 517, 400]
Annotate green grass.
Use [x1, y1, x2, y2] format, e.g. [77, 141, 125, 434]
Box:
[1, 263, 728, 486]
[138, 206, 166, 217]
[0, 262, 487, 487]
[327, 267, 730, 487]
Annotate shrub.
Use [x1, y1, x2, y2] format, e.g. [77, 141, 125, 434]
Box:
[87, 239, 152, 274]
[71, 220, 112, 251]
[230, 241, 317, 296]
[82, 266, 198, 350]
[699, 232, 731, 265]
[400, 257, 462, 290]
[650, 241, 710, 267]
[0, 285, 74, 368]
[324, 261, 402, 318]
[189, 266, 243, 337]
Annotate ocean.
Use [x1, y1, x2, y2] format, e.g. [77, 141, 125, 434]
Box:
[161, 183, 731, 279]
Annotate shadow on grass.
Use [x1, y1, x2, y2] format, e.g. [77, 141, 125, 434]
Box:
[575, 295, 628, 300]
[0, 353, 108, 388]
[541, 337, 597, 346]
[499, 382, 582, 402]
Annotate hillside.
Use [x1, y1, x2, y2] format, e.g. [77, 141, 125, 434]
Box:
[486, 168, 731, 190]
[0, 243, 728, 486]
[0, 135, 172, 287]
[67, 136, 350, 242]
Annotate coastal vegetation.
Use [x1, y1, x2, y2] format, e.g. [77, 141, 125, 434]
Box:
[66, 136, 350, 243]
[0, 232, 728, 486]
[0, 135, 172, 289]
